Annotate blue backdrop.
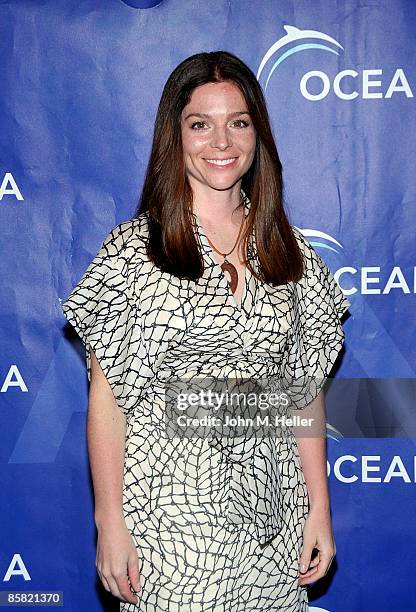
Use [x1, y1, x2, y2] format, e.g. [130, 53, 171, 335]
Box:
[1, 1, 415, 610]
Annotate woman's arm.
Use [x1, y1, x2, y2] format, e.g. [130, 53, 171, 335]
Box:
[293, 389, 336, 585]
[88, 348, 126, 528]
[88, 349, 141, 605]
[294, 389, 329, 511]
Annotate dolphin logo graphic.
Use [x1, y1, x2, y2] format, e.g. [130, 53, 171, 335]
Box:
[326, 423, 344, 442]
[294, 226, 344, 255]
[257, 25, 344, 90]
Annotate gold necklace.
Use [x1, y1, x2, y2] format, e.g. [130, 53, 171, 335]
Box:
[204, 205, 246, 294]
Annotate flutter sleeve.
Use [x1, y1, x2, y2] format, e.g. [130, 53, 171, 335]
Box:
[282, 229, 352, 409]
[61, 225, 151, 415]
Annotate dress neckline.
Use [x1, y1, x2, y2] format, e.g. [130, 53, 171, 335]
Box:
[191, 190, 256, 314]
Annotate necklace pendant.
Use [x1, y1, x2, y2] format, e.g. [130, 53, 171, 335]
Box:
[221, 258, 238, 293]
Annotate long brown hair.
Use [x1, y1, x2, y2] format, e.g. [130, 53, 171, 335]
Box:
[134, 50, 304, 285]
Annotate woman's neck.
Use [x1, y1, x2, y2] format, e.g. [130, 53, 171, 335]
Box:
[191, 184, 243, 224]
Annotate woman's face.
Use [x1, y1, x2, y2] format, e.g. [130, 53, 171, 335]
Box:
[180, 81, 257, 195]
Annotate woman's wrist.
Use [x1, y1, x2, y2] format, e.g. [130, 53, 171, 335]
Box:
[308, 496, 331, 514]
[94, 508, 125, 530]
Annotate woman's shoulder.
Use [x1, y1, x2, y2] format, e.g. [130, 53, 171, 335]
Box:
[289, 225, 350, 315]
[289, 224, 329, 279]
[101, 211, 150, 262]
[290, 224, 327, 262]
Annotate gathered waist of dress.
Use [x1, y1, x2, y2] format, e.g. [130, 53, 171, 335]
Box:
[154, 353, 281, 383]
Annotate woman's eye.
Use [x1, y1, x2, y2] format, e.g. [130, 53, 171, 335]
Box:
[232, 119, 249, 128]
[190, 121, 207, 130]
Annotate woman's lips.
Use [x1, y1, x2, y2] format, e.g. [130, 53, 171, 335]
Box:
[204, 157, 238, 169]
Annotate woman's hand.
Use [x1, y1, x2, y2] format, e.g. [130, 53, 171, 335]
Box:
[298, 504, 336, 586]
[95, 516, 141, 604]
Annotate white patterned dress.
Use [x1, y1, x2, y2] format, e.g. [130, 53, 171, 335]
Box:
[62, 193, 351, 611]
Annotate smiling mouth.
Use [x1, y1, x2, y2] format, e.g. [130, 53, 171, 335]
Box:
[204, 157, 238, 167]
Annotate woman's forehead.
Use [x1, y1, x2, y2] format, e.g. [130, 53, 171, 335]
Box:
[182, 82, 248, 113]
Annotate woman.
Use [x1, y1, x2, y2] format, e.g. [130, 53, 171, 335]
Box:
[62, 51, 351, 611]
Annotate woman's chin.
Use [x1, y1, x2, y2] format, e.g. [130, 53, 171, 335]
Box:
[200, 174, 245, 192]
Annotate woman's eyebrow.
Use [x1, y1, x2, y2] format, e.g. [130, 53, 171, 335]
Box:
[183, 111, 250, 120]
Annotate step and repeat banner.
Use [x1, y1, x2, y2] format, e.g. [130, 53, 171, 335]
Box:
[1, 1, 415, 610]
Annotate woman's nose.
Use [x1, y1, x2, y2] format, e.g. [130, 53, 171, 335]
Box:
[210, 125, 232, 149]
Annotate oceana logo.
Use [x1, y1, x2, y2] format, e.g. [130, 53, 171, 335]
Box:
[257, 25, 413, 100]
[296, 227, 416, 295]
